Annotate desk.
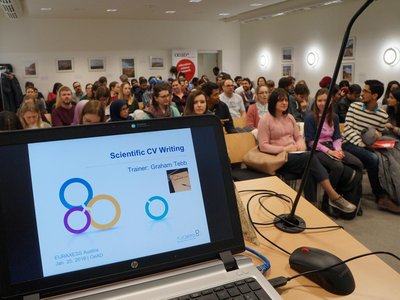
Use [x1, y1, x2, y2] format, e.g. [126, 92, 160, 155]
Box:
[235, 177, 400, 300]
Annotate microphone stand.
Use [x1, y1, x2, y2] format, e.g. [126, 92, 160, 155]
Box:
[274, 0, 374, 233]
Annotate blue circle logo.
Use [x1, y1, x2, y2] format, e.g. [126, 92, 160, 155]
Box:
[145, 196, 169, 220]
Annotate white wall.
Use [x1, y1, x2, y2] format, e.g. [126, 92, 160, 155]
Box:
[240, 0, 400, 96]
[0, 18, 240, 95]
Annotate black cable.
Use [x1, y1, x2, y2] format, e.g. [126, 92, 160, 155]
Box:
[269, 251, 400, 288]
[240, 189, 343, 232]
[244, 191, 292, 255]
[257, 196, 343, 231]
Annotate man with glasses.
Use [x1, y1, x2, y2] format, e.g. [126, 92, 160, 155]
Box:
[342, 80, 400, 213]
[219, 79, 246, 119]
[72, 81, 83, 103]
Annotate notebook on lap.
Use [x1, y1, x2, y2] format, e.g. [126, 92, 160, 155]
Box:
[0, 115, 281, 300]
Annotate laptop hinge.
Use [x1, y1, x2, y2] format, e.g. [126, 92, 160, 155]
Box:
[23, 293, 40, 300]
[219, 251, 238, 272]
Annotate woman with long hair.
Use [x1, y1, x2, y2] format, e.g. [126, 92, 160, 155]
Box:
[118, 81, 138, 114]
[258, 88, 356, 213]
[80, 100, 105, 124]
[304, 88, 362, 200]
[17, 102, 51, 129]
[384, 88, 400, 137]
[184, 90, 209, 115]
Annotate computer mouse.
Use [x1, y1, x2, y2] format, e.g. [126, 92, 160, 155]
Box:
[289, 246, 355, 295]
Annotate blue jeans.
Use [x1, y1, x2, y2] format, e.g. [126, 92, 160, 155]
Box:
[342, 142, 384, 198]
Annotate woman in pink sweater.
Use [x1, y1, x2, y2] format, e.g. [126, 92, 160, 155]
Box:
[257, 88, 355, 213]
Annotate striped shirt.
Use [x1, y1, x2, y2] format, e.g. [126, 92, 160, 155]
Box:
[342, 101, 388, 147]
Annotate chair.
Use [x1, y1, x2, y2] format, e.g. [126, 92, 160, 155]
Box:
[44, 113, 52, 125]
[224, 132, 269, 181]
[232, 117, 247, 129]
[339, 123, 345, 133]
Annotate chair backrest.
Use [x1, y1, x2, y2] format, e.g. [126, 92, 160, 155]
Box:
[224, 132, 257, 164]
[232, 117, 247, 129]
[339, 123, 345, 133]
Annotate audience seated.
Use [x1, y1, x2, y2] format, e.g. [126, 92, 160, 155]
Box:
[92, 87, 110, 120]
[51, 86, 76, 127]
[0, 110, 22, 130]
[80, 100, 105, 124]
[304, 88, 363, 214]
[337, 84, 361, 123]
[119, 82, 138, 114]
[381, 80, 400, 106]
[235, 77, 255, 111]
[246, 85, 269, 134]
[342, 79, 400, 214]
[171, 79, 187, 114]
[134, 83, 180, 120]
[257, 88, 356, 213]
[109, 100, 132, 122]
[220, 79, 246, 118]
[183, 90, 209, 115]
[288, 82, 309, 122]
[201, 82, 237, 133]
[17, 102, 51, 129]
[71, 100, 89, 125]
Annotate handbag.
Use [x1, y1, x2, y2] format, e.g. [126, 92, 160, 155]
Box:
[243, 146, 288, 175]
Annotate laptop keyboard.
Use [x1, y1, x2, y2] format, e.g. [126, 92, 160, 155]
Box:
[169, 277, 272, 300]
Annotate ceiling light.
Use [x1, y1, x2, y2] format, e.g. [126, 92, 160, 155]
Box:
[189, 0, 202, 2]
[250, 3, 262, 7]
[165, 10, 176, 14]
[40, 8, 52, 11]
[383, 47, 400, 66]
[106, 9, 117, 12]
[219, 13, 230, 16]
[323, 0, 343, 6]
[271, 12, 285, 17]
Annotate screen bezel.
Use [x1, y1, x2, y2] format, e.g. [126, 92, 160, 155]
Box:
[0, 115, 244, 299]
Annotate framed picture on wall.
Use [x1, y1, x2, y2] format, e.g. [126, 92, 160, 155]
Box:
[56, 58, 74, 72]
[121, 58, 135, 78]
[24, 60, 38, 77]
[344, 36, 356, 59]
[342, 63, 354, 82]
[149, 56, 165, 69]
[88, 57, 106, 71]
[282, 47, 293, 61]
[282, 64, 293, 77]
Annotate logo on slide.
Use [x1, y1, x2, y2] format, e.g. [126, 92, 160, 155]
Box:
[145, 196, 169, 220]
[59, 178, 121, 234]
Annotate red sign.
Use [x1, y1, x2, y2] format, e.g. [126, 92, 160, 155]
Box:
[176, 59, 196, 81]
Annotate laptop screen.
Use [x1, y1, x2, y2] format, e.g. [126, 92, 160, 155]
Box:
[0, 116, 244, 299]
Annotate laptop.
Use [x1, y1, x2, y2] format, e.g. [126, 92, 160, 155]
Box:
[0, 115, 281, 300]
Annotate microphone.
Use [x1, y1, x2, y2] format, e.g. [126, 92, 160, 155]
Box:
[274, 0, 374, 233]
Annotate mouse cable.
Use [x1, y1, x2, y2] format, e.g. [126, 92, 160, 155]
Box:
[245, 246, 271, 274]
[268, 251, 400, 288]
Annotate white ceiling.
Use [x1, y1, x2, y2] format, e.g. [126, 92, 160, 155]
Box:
[2, 0, 348, 22]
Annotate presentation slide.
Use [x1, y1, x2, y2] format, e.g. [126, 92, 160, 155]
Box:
[28, 128, 210, 277]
